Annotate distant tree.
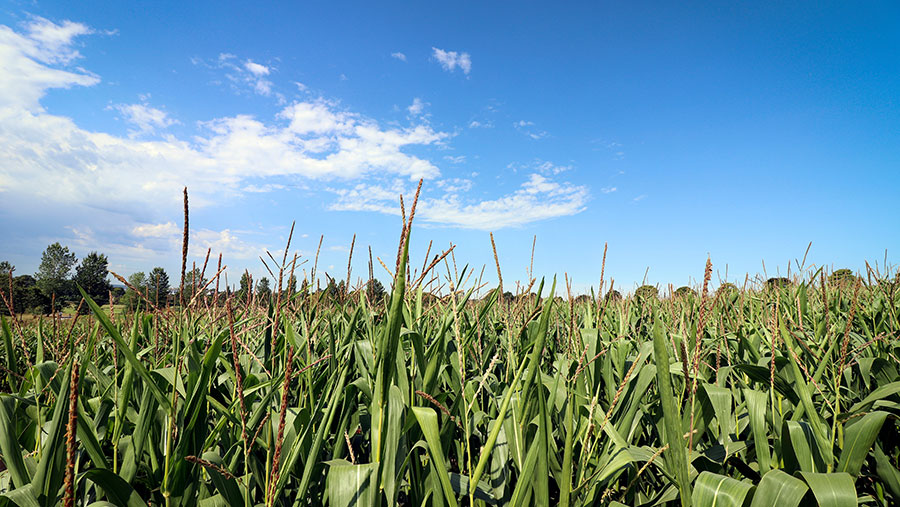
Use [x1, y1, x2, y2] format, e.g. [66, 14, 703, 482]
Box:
[605, 289, 622, 302]
[111, 286, 125, 301]
[2, 275, 51, 315]
[238, 271, 253, 303]
[634, 285, 658, 300]
[179, 267, 206, 304]
[256, 277, 272, 302]
[35, 243, 77, 309]
[148, 267, 170, 306]
[122, 272, 148, 310]
[574, 294, 592, 304]
[74, 252, 111, 305]
[366, 278, 385, 302]
[765, 277, 791, 289]
[323, 275, 345, 304]
[674, 286, 697, 298]
[0, 261, 14, 307]
[0, 261, 14, 279]
[828, 269, 857, 286]
[286, 274, 297, 296]
[716, 283, 739, 298]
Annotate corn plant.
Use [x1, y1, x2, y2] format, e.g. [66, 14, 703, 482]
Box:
[1, 218, 899, 505]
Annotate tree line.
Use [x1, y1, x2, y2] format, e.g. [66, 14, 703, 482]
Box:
[1, 242, 112, 314]
[1, 242, 390, 315]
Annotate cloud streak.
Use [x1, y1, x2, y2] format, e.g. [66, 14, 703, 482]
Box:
[330, 173, 588, 230]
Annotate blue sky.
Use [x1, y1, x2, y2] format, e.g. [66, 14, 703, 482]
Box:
[1, 1, 898, 294]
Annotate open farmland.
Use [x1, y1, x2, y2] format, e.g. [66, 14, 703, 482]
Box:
[1, 204, 899, 507]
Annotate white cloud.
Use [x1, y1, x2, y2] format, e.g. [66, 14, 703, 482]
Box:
[601, 186, 617, 194]
[16, 16, 94, 64]
[110, 102, 178, 137]
[432, 47, 471, 75]
[0, 15, 590, 266]
[0, 20, 448, 211]
[193, 228, 263, 259]
[443, 155, 466, 164]
[0, 17, 99, 111]
[508, 159, 569, 175]
[435, 177, 472, 193]
[633, 194, 647, 202]
[242, 183, 286, 193]
[407, 97, 427, 117]
[535, 160, 570, 175]
[243, 60, 269, 76]
[63, 221, 269, 269]
[196, 53, 279, 100]
[513, 120, 547, 139]
[132, 222, 179, 238]
[331, 173, 588, 230]
[391, 52, 406, 61]
[468, 120, 492, 128]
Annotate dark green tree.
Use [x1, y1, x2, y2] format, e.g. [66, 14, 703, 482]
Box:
[176, 267, 207, 304]
[674, 286, 697, 298]
[74, 251, 111, 304]
[0, 261, 13, 279]
[238, 271, 253, 303]
[148, 267, 170, 306]
[634, 285, 659, 300]
[256, 277, 272, 302]
[828, 269, 856, 286]
[366, 278, 385, 302]
[2, 275, 51, 315]
[716, 283, 739, 298]
[122, 272, 148, 310]
[765, 277, 791, 289]
[35, 242, 77, 309]
[286, 274, 297, 295]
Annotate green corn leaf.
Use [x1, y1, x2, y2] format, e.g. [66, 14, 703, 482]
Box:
[77, 286, 171, 411]
[795, 471, 857, 507]
[837, 411, 888, 476]
[30, 358, 72, 503]
[652, 313, 691, 506]
[1, 316, 18, 391]
[80, 469, 149, 507]
[691, 471, 754, 507]
[873, 444, 900, 499]
[326, 461, 379, 507]
[743, 388, 771, 472]
[782, 420, 823, 474]
[0, 396, 31, 488]
[412, 406, 458, 507]
[749, 469, 807, 507]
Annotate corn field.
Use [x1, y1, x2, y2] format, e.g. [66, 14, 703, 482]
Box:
[1, 210, 899, 506]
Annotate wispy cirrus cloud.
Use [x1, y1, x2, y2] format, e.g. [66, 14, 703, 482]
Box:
[192, 52, 282, 101]
[514, 120, 547, 140]
[390, 52, 406, 61]
[330, 173, 588, 230]
[109, 98, 178, 137]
